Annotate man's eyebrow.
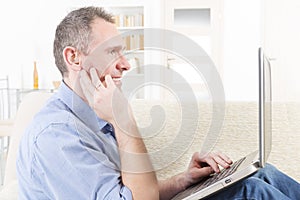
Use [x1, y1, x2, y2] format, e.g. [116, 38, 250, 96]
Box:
[105, 45, 126, 51]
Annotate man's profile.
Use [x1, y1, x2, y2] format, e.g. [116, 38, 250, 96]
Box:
[17, 6, 300, 200]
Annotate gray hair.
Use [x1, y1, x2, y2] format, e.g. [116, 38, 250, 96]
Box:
[53, 7, 114, 77]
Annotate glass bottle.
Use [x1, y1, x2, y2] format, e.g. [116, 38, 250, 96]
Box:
[33, 61, 39, 89]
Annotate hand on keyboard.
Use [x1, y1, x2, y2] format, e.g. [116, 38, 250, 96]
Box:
[181, 151, 233, 189]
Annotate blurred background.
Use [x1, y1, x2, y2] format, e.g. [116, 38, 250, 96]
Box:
[0, 0, 299, 102]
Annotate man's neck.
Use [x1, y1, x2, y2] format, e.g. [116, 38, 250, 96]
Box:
[63, 76, 88, 104]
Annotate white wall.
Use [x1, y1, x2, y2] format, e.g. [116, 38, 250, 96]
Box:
[0, 0, 92, 89]
[263, 0, 300, 102]
[0, 0, 276, 102]
[223, 0, 262, 101]
[0, 0, 164, 90]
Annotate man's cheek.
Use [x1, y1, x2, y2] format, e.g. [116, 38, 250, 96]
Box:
[82, 58, 95, 72]
[94, 57, 113, 73]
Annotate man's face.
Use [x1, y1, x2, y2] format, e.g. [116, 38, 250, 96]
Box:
[82, 18, 130, 88]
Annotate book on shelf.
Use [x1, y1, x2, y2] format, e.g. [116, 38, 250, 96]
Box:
[124, 34, 144, 51]
[114, 13, 144, 27]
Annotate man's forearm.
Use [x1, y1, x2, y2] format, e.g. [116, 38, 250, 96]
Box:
[113, 120, 159, 200]
[158, 172, 188, 200]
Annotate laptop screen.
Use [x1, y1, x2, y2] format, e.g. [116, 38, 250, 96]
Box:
[259, 47, 272, 166]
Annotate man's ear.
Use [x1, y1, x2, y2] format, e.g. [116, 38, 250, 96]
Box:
[63, 46, 82, 72]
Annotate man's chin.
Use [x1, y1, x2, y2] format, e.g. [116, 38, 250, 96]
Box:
[114, 80, 122, 89]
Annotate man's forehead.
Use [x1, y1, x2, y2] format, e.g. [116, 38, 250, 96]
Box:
[92, 36, 124, 51]
[90, 18, 123, 51]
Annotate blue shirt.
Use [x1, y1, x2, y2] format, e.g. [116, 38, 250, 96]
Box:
[17, 82, 132, 200]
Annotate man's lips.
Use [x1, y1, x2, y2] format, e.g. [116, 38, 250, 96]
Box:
[112, 77, 123, 86]
[99, 76, 122, 83]
[112, 77, 122, 81]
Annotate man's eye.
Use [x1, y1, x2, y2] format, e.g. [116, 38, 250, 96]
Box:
[121, 46, 127, 54]
[110, 50, 117, 55]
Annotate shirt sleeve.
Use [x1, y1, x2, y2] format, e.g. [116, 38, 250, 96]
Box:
[31, 123, 133, 200]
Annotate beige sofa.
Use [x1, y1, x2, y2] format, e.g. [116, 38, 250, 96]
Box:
[0, 93, 299, 199]
[132, 101, 300, 182]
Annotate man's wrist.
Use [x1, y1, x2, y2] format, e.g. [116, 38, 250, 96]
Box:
[175, 172, 191, 191]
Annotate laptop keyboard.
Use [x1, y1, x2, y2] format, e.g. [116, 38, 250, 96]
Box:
[171, 157, 246, 200]
[196, 157, 246, 190]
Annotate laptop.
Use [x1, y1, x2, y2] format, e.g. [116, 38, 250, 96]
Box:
[171, 47, 272, 200]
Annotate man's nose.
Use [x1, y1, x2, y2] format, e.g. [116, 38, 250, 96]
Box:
[116, 55, 131, 71]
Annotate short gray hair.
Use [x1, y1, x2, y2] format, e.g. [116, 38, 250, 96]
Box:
[53, 7, 114, 77]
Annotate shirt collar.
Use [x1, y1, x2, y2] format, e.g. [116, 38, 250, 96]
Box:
[56, 81, 107, 134]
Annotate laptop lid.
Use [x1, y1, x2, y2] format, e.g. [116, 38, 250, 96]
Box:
[258, 47, 272, 167]
[171, 48, 272, 200]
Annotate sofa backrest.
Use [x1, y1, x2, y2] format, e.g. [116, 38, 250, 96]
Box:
[3, 91, 53, 186]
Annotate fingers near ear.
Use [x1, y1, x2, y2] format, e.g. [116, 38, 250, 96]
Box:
[80, 70, 92, 91]
[90, 68, 101, 88]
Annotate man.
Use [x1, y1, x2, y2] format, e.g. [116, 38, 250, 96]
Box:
[17, 6, 300, 200]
